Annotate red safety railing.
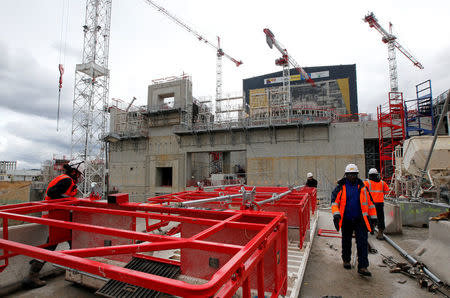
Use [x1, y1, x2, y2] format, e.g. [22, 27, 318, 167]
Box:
[0, 196, 288, 297]
[147, 186, 316, 249]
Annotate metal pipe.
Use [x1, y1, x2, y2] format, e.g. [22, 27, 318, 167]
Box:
[383, 234, 443, 285]
[423, 266, 443, 285]
[202, 184, 243, 190]
[180, 193, 242, 207]
[383, 234, 417, 265]
[53, 263, 109, 281]
[414, 91, 450, 198]
[422, 201, 450, 209]
[257, 185, 303, 205]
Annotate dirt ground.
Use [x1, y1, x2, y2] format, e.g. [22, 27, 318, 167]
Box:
[300, 210, 440, 298]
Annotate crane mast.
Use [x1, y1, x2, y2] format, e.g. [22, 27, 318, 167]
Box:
[263, 28, 315, 88]
[143, 0, 242, 104]
[263, 28, 315, 112]
[71, 0, 112, 197]
[364, 12, 424, 92]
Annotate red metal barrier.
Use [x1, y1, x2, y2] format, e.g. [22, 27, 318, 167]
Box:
[147, 186, 316, 249]
[0, 197, 288, 297]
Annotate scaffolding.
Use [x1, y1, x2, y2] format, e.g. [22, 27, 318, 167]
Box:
[377, 92, 405, 181]
[405, 80, 434, 137]
[110, 98, 148, 139]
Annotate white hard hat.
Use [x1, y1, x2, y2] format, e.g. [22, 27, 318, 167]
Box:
[307, 172, 313, 178]
[345, 163, 359, 173]
[368, 168, 378, 175]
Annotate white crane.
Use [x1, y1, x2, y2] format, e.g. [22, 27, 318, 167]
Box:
[364, 12, 424, 92]
[71, 0, 112, 197]
[143, 0, 243, 105]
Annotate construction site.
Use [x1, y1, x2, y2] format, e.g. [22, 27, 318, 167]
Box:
[0, 1, 449, 297]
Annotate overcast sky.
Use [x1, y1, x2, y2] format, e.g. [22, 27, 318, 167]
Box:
[1, 0, 449, 169]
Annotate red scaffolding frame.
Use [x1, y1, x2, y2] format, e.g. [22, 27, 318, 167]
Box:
[0, 197, 288, 297]
[147, 186, 316, 249]
[377, 92, 405, 182]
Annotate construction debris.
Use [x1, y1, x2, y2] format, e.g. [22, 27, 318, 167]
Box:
[381, 254, 450, 297]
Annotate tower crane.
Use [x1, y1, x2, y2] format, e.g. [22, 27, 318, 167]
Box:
[364, 12, 424, 92]
[71, 0, 112, 197]
[143, 0, 243, 104]
[263, 28, 315, 106]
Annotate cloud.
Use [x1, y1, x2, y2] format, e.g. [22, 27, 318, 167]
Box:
[0, 40, 73, 121]
[0, 110, 72, 169]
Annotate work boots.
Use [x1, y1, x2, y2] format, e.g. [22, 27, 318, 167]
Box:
[376, 229, 385, 240]
[22, 260, 47, 288]
[358, 268, 372, 277]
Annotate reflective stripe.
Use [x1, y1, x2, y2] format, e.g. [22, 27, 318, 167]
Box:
[370, 190, 383, 193]
[332, 202, 338, 207]
[362, 212, 368, 216]
[369, 205, 376, 209]
[370, 215, 377, 219]
[368, 180, 372, 192]
[332, 210, 340, 215]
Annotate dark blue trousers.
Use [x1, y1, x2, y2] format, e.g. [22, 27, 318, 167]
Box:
[341, 216, 369, 269]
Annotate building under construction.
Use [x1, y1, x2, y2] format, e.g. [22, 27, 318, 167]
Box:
[1, 0, 450, 296]
[106, 67, 379, 202]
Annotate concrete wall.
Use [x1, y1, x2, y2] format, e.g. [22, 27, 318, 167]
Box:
[399, 202, 449, 227]
[414, 220, 450, 284]
[109, 120, 378, 200]
[148, 78, 192, 108]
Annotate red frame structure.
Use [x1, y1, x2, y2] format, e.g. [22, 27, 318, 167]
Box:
[147, 186, 316, 249]
[377, 92, 405, 182]
[0, 197, 288, 297]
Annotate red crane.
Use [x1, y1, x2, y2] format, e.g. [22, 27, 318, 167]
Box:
[263, 28, 315, 88]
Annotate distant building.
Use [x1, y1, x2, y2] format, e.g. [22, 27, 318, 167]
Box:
[243, 64, 358, 118]
[3, 169, 42, 182]
[0, 161, 17, 181]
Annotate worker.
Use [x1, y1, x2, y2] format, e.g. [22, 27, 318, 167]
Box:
[23, 163, 81, 288]
[364, 168, 389, 240]
[305, 172, 318, 188]
[331, 164, 378, 276]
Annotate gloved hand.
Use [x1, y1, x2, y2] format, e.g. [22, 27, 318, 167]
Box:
[369, 218, 378, 234]
[333, 214, 341, 231]
[371, 218, 378, 227]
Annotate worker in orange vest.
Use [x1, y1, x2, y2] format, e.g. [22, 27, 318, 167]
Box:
[331, 164, 378, 276]
[23, 163, 81, 288]
[364, 168, 389, 240]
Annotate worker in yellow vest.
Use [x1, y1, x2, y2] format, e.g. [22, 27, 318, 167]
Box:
[364, 168, 389, 240]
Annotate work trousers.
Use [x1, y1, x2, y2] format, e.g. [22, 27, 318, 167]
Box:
[374, 202, 385, 230]
[341, 216, 369, 269]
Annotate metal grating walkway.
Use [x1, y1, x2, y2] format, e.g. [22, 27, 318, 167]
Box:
[96, 257, 180, 298]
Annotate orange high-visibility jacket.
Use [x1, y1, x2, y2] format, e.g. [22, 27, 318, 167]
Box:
[44, 174, 77, 200]
[364, 179, 389, 203]
[331, 182, 377, 232]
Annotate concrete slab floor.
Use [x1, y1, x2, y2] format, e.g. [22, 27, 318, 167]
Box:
[4, 274, 97, 298]
[299, 210, 442, 298]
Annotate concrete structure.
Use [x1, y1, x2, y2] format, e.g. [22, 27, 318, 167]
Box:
[107, 76, 379, 202]
[414, 220, 450, 284]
